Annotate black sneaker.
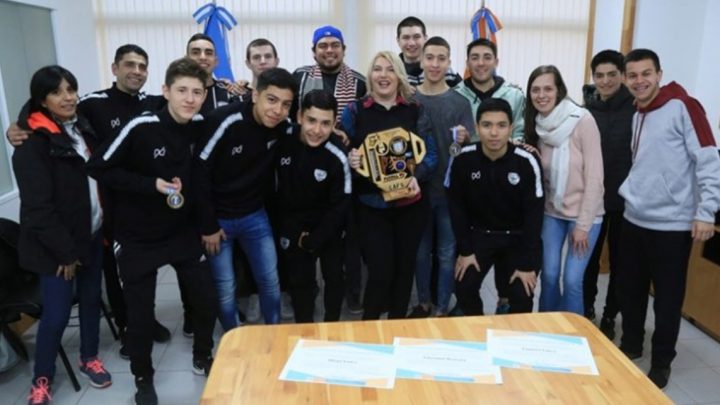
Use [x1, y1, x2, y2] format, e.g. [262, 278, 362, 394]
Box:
[183, 316, 193, 338]
[192, 356, 213, 377]
[585, 307, 596, 322]
[407, 305, 431, 318]
[134, 376, 158, 405]
[119, 345, 130, 360]
[599, 316, 616, 340]
[152, 320, 171, 343]
[119, 332, 130, 360]
[647, 367, 671, 389]
[346, 294, 363, 314]
[620, 347, 642, 360]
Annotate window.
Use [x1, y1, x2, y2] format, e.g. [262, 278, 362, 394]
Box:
[92, 0, 591, 100]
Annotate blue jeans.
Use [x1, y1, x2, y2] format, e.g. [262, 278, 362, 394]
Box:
[209, 208, 280, 330]
[415, 193, 456, 313]
[34, 233, 103, 381]
[539, 215, 602, 314]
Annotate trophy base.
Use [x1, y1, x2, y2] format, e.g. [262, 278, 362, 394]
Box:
[381, 187, 414, 202]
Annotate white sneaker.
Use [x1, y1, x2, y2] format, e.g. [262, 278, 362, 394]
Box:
[246, 294, 261, 323]
[281, 292, 294, 320]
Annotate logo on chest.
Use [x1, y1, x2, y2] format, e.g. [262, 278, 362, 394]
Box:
[508, 172, 520, 185]
[153, 146, 166, 159]
[471, 170, 481, 181]
[231, 145, 243, 156]
[110, 117, 121, 129]
[314, 169, 327, 182]
[280, 156, 292, 166]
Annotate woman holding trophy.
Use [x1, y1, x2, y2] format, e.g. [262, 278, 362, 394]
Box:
[342, 51, 438, 320]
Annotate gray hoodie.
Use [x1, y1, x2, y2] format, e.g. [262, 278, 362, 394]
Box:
[619, 82, 720, 231]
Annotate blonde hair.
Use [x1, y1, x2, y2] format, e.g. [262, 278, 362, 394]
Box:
[366, 51, 413, 101]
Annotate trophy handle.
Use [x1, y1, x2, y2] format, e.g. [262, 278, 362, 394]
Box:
[354, 145, 370, 177]
[410, 132, 426, 164]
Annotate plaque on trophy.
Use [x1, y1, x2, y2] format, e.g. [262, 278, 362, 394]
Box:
[355, 127, 426, 202]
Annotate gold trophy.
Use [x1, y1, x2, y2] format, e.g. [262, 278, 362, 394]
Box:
[355, 127, 426, 201]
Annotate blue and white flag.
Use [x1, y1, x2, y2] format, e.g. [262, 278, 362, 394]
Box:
[193, 3, 238, 81]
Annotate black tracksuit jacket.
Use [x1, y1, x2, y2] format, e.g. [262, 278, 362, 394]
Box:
[194, 100, 291, 235]
[446, 142, 545, 271]
[273, 126, 351, 251]
[87, 107, 204, 254]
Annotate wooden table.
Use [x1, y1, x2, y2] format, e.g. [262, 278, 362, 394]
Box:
[201, 312, 671, 404]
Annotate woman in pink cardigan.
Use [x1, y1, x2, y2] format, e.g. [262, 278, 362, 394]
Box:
[524, 65, 605, 315]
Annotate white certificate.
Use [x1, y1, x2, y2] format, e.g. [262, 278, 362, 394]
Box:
[393, 337, 502, 384]
[487, 329, 599, 375]
[279, 339, 396, 389]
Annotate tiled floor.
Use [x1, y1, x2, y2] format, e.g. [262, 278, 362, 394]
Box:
[2, 267, 720, 404]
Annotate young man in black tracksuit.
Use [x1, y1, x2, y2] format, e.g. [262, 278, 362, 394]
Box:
[274, 90, 351, 322]
[447, 98, 544, 314]
[194, 68, 297, 330]
[87, 58, 218, 405]
[186, 33, 240, 115]
[78, 45, 170, 351]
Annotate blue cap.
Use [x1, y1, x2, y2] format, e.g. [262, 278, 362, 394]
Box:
[312, 25, 344, 46]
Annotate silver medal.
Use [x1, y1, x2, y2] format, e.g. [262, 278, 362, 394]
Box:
[449, 142, 462, 157]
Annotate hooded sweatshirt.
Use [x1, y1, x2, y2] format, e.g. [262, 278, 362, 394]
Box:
[619, 81, 720, 231]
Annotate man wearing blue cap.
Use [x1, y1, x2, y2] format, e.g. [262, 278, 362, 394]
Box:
[293, 25, 366, 124]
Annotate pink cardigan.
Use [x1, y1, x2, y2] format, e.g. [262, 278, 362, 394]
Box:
[539, 113, 605, 232]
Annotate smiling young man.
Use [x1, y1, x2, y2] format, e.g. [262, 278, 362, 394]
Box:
[409, 36, 475, 318]
[396, 16, 462, 87]
[580, 50, 635, 339]
[616, 48, 720, 389]
[446, 98, 544, 316]
[87, 58, 218, 405]
[274, 90, 351, 322]
[455, 38, 525, 141]
[186, 33, 239, 114]
[194, 68, 297, 330]
[293, 25, 366, 123]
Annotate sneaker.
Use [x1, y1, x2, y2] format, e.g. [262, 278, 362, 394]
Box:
[585, 307, 596, 322]
[134, 376, 158, 405]
[246, 294, 261, 323]
[27, 377, 52, 405]
[193, 356, 214, 377]
[152, 320, 171, 343]
[346, 294, 363, 314]
[448, 304, 464, 317]
[647, 366, 671, 389]
[79, 357, 112, 388]
[119, 344, 130, 360]
[599, 316, 616, 340]
[407, 305, 431, 318]
[620, 347, 642, 360]
[281, 292, 294, 320]
[119, 332, 130, 360]
[183, 315, 193, 338]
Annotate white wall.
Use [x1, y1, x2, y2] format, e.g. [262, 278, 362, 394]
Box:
[0, 0, 99, 221]
[591, 0, 624, 55]
[633, 0, 719, 138]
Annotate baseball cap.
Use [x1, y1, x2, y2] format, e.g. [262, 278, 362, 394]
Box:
[312, 25, 344, 46]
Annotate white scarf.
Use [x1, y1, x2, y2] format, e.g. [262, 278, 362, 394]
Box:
[535, 98, 587, 211]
